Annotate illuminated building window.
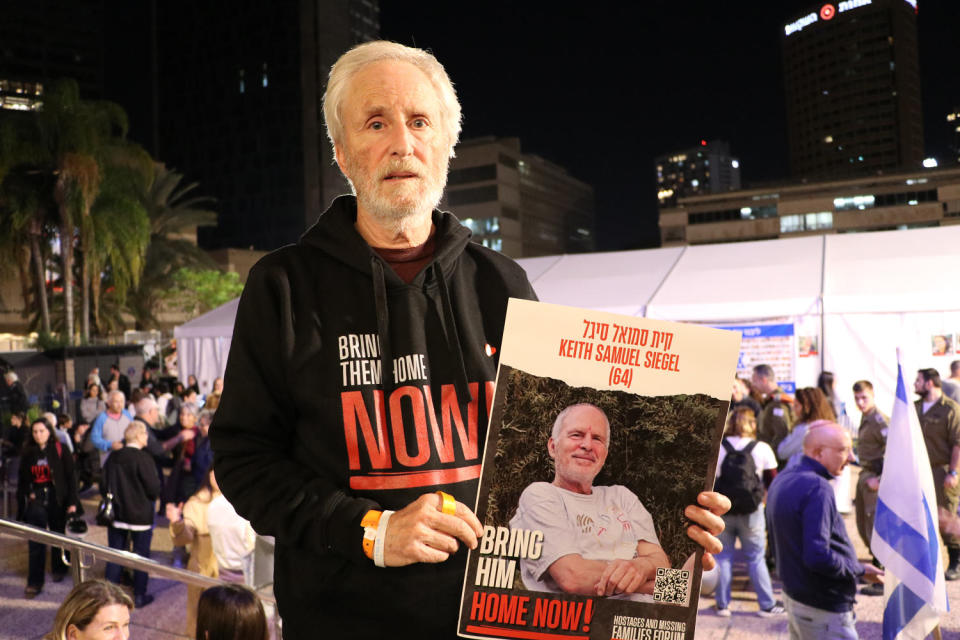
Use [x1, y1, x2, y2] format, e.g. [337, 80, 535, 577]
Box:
[262, 63, 269, 88]
[239, 69, 245, 94]
[0, 79, 44, 111]
[780, 215, 802, 233]
[833, 195, 875, 210]
[780, 212, 833, 233]
[461, 217, 500, 235]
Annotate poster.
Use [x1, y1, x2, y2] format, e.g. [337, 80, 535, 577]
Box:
[797, 335, 818, 358]
[457, 299, 742, 640]
[719, 323, 795, 393]
[931, 333, 952, 357]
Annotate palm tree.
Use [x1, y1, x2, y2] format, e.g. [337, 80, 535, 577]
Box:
[34, 80, 130, 344]
[0, 178, 54, 333]
[0, 115, 56, 334]
[79, 144, 153, 339]
[129, 164, 217, 329]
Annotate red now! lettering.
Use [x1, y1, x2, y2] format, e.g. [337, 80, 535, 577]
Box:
[390, 386, 430, 467]
[342, 390, 389, 469]
[424, 383, 479, 463]
[341, 382, 489, 490]
[532, 598, 583, 631]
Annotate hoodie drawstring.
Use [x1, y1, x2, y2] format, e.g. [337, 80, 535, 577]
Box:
[433, 263, 473, 405]
[371, 257, 393, 399]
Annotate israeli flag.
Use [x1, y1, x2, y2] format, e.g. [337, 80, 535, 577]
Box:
[870, 358, 949, 639]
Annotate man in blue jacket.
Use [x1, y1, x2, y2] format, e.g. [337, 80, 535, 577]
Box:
[767, 421, 883, 639]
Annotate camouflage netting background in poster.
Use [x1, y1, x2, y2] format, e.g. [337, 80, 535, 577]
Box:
[483, 364, 727, 568]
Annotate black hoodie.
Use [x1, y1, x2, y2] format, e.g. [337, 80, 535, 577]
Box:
[211, 196, 536, 638]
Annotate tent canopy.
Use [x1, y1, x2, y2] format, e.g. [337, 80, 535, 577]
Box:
[174, 298, 240, 338]
[516, 225, 960, 412]
[519, 247, 684, 317]
[173, 298, 240, 395]
[645, 235, 824, 322]
[823, 225, 960, 314]
[517, 226, 960, 320]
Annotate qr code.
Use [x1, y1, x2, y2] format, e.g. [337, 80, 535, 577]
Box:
[653, 567, 690, 605]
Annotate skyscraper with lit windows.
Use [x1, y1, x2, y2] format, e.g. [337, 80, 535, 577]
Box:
[654, 140, 741, 210]
[442, 137, 595, 258]
[781, 0, 923, 179]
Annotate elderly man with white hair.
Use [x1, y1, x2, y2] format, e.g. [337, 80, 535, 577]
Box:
[4, 370, 28, 414]
[132, 395, 194, 462]
[90, 390, 133, 464]
[102, 420, 161, 608]
[210, 41, 730, 638]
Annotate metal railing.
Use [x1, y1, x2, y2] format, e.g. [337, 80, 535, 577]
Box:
[0, 517, 278, 635]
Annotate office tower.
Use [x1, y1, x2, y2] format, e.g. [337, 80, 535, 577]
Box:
[782, 0, 923, 179]
[0, 0, 104, 111]
[157, 1, 380, 251]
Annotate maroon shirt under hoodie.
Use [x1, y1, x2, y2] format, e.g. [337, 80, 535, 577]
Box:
[371, 229, 436, 284]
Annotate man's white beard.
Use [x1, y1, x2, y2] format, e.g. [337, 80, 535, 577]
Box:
[348, 154, 449, 237]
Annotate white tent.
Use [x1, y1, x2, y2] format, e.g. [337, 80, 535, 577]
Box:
[173, 298, 240, 396]
[518, 225, 960, 414]
[516, 247, 685, 317]
[174, 224, 960, 414]
[820, 225, 960, 413]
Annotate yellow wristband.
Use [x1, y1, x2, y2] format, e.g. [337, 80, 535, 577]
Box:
[361, 510, 382, 560]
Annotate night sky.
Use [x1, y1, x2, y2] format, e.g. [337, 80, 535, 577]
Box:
[380, 1, 959, 250]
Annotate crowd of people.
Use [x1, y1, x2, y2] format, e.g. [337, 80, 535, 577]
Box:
[0, 364, 268, 637]
[6, 36, 959, 640]
[717, 360, 960, 637]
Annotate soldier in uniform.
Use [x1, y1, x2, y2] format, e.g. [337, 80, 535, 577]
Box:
[914, 368, 960, 581]
[752, 364, 795, 463]
[851, 380, 887, 595]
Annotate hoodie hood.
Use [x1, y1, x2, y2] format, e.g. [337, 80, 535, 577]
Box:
[299, 195, 472, 286]
[300, 195, 475, 403]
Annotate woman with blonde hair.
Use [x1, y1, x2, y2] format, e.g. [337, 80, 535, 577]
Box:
[45, 579, 133, 640]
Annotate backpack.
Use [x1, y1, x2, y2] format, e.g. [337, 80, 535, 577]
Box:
[714, 439, 764, 515]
